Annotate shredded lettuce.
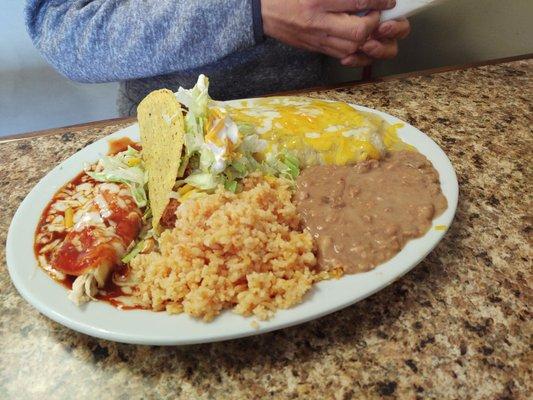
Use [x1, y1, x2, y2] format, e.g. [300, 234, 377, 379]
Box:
[175, 75, 209, 156]
[168, 75, 302, 195]
[121, 222, 154, 263]
[87, 146, 148, 207]
[199, 144, 216, 171]
[175, 74, 209, 117]
[174, 75, 223, 179]
[176, 153, 190, 178]
[231, 160, 247, 175]
[121, 240, 144, 264]
[142, 206, 152, 222]
[263, 150, 301, 180]
[236, 122, 256, 136]
[282, 151, 300, 179]
[224, 180, 238, 193]
[240, 134, 267, 154]
[184, 172, 221, 190]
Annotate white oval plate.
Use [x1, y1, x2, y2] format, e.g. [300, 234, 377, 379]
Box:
[7, 101, 458, 345]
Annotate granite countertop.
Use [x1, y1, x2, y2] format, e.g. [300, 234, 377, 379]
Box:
[0, 59, 531, 399]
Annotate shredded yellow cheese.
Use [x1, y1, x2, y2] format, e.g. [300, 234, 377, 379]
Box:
[126, 157, 141, 167]
[178, 184, 194, 196]
[64, 207, 74, 229]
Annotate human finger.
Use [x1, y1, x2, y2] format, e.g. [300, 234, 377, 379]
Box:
[361, 38, 398, 59]
[323, 0, 396, 12]
[376, 18, 411, 39]
[340, 52, 373, 67]
[317, 34, 362, 58]
[320, 11, 381, 42]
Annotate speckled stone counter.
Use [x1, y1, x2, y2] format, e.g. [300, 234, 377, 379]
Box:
[1, 59, 531, 399]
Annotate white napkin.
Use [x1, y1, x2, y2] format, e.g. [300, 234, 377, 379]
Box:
[380, 0, 447, 21]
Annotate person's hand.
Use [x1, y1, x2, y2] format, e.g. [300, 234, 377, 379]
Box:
[340, 18, 411, 67]
[261, 0, 397, 60]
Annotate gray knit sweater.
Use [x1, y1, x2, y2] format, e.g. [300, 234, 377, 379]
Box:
[25, 1, 327, 116]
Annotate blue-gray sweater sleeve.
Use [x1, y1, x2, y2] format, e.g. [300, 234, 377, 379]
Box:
[25, 0, 261, 83]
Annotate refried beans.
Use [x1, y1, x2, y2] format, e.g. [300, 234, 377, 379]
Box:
[295, 151, 448, 273]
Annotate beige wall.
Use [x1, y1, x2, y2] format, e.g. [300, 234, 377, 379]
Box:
[333, 0, 533, 81]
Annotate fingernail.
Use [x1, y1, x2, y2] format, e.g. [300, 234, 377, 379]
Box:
[388, 0, 397, 7]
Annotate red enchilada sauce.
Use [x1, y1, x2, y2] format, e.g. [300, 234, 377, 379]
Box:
[34, 144, 143, 307]
[108, 137, 141, 155]
[34, 172, 138, 303]
[34, 171, 90, 289]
